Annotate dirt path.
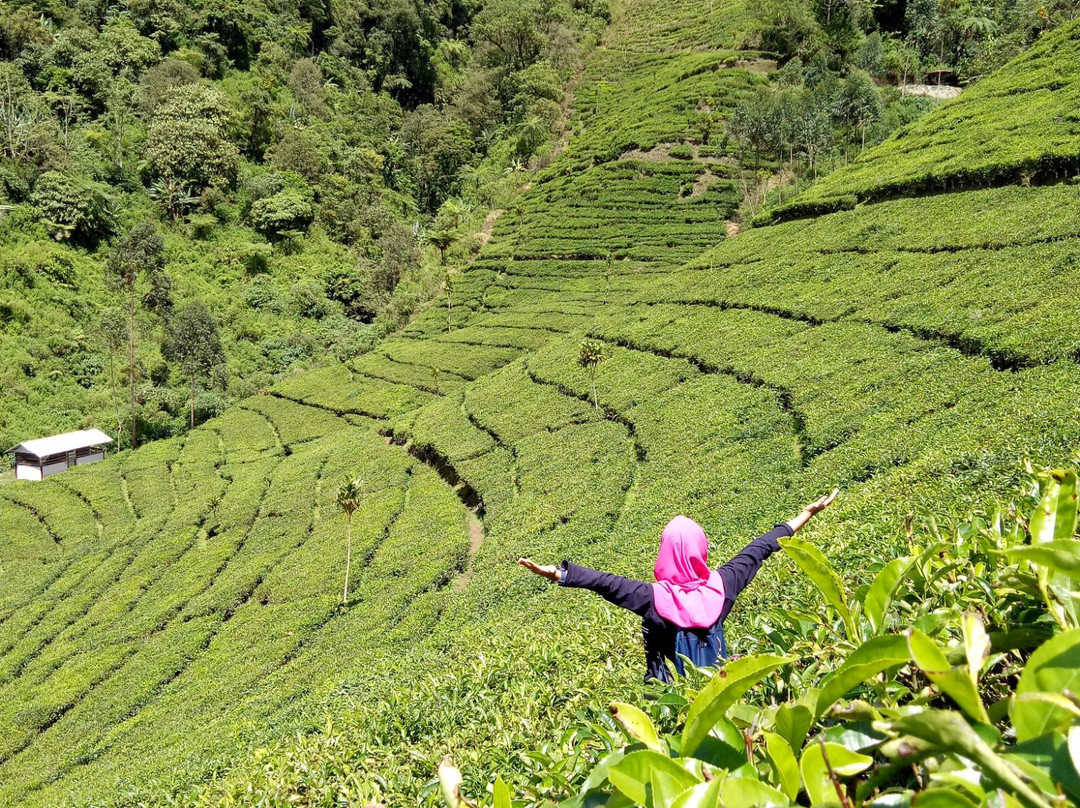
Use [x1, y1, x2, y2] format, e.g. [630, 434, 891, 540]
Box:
[453, 508, 485, 592]
[476, 209, 505, 248]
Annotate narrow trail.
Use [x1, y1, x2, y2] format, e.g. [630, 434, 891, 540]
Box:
[452, 510, 485, 593]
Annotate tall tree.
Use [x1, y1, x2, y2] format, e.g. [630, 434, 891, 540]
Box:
[98, 308, 129, 449]
[578, 338, 607, 411]
[835, 69, 883, 149]
[106, 221, 170, 448]
[337, 477, 364, 605]
[162, 301, 225, 430]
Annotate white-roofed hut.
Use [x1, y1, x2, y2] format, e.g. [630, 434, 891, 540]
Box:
[11, 429, 114, 481]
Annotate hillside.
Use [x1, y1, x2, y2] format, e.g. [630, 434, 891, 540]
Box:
[0, 0, 607, 452]
[1, 3, 1080, 807]
[770, 21, 1080, 218]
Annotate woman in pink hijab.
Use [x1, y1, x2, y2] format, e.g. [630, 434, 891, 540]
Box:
[519, 490, 837, 682]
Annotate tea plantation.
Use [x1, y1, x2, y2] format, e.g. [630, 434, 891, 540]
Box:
[770, 21, 1080, 218]
[2, 1, 1080, 806]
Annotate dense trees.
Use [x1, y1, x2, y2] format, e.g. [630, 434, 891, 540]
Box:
[0, 0, 607, 452]
[728, 63, 923, 191]
[750, 0, 1071, 85]
[145, 84, 239, 202]
[162, 300, 225, 430]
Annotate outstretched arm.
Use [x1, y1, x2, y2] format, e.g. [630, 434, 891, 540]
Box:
[518, 558, 653, 616]
[785, 488, 839, 533]
[716, 489, 839, 621]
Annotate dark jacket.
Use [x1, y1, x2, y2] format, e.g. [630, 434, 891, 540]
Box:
[558, 523, 793, 682]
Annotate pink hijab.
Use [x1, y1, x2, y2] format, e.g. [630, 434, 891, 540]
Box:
[651, 516, 727, 629]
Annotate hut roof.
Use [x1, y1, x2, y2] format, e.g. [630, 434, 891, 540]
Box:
[12, 429, 114, 459]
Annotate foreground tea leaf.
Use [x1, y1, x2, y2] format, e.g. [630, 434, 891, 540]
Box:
[815, 634, 911, 718]
[781, 536, 858, 641]
[670, 779, 722, 808]
[887, 711, 1052, 808]
[1005, 541, 1080, 578]
[1013, 628, 1080, 742]
[799, 741, 872, 806]
[492, 776, 511, 808]
[909, 628, 990, 724]
[863, 555, 916, 635]
[719, 777, 791, 807]
[609, 702, 663, 752]
[1029, 470, 1078, 544]
[682, 654, 793, 756]
[763, 731, 801, 800]
[439, 756, 475, 808]
[608, 750, 700, 805]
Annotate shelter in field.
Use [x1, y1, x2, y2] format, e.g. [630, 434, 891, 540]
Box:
[11, 429, 113, 481]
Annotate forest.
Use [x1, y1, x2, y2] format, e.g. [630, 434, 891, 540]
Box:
[0, 0, 609, 451]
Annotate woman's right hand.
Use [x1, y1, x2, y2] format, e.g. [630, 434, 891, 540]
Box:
[518, 558, 562, 582]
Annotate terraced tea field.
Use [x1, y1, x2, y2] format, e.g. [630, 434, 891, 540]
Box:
[2, 4, 1080, 806]
[772, 22, 1080, 218]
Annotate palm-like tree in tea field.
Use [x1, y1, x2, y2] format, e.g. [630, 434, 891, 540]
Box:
[337, 477, 363, 605]
[578, 339, 607, 411]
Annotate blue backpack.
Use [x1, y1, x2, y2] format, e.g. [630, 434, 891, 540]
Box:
[673, 620, 727, 676]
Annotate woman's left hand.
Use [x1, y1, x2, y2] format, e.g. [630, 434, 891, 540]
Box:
[518, 558, 562, 581]
[804, 488, 839, 515]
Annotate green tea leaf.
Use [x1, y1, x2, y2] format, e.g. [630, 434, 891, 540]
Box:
[816, 634, 910, 718]
[762, 731, 801, 800]
[887, 711, 1052, 808]
[1030, 470, 1078, 544]
[492, 776, 511, 808]
[908, 627, 950, 671]
[913, 789, 979, 807]
[909, 628, 990, 723]
[781, 535, 858, 642]
[863, 555, 916, 635]
[719, 777, 791, 807]
[608, 750, 700, 805]
[1012, 628, 1080, 742]
[609, 702, 663, 753]
[438, 756, 471, 808]
[653, 767, 693, 808]
[775, 702, 815, 752]
[962, 613, 991, 681]
[1069, 727, 1080, 788]
[682, 654, 793, 756]
[670, 779, 722, 808]
[1005, 541, 1080, 578]
[799, 742, 872, 805]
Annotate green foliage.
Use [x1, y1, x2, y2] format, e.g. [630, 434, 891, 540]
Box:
[337, 476, 364, 604]
[0, 0, 610, 447]
[30, 172, 114, 245]
[249, 185, 315, 240]
[145, 84, 240, 194]
[162, 300, 226, 429]
[778, 20, 1080, 218]
[450, 467, 1080, 808]
[578, 338, 607, 410]
[2, 1, 1080, 807]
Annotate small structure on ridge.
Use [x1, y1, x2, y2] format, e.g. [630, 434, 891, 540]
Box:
[11, 429, 114, 481]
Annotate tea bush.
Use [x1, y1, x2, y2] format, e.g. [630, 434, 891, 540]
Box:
[2, 0, 1080, 803]
[446, 466, 1080, 808]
